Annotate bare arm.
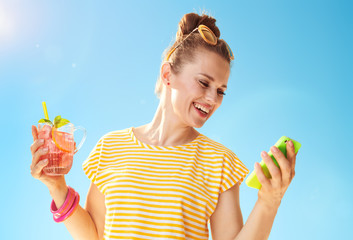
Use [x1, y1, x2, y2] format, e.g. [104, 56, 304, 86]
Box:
[210, 140, 297, 240]
[233, 140, 297, 240]
[210, 183, 243, 239]
[51, 182, 105, 240]
[210, 183, 278, 240]
[31, 126, 106, 240]
[49, 182, 105, 240]
[233, 199, 278, 240]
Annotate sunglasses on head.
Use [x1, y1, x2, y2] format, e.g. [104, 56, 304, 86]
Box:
[166, 24, 235, 61]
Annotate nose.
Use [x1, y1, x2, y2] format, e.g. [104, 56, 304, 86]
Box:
[204, 88, 218, 104]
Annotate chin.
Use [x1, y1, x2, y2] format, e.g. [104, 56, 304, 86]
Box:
[191, 114, 212, 128]
[192, 124, 203, 129]
[191, 120, 207, 128]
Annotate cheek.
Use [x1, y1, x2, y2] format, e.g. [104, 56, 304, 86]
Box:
[210, 98, 223, 114]
[189, 82, 204, 96]
[216, 97, 223, 108]
[170, 89, 179, 106]
[170, 89, 187, 112]
[172, 81, 200, 101]
[170, 79, 206, 113]
[218, 97, 224, 105]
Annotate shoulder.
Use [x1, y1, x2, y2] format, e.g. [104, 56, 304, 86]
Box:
[198, 134, 236, 157]
[95, 127, 132, 146]
[99, 127, 131, 140]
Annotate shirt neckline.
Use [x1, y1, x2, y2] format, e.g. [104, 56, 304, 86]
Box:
[128, 127, 203, 151]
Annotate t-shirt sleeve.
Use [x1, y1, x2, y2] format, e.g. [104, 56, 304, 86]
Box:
[220, 150, 250, 194]
[82, 136, 104, 184]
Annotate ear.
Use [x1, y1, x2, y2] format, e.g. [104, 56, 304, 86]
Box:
[160, 62, 172, 87]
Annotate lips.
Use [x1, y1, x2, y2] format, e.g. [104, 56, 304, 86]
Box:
[193, 102, 212, 118]
[193, 102, 211, 113]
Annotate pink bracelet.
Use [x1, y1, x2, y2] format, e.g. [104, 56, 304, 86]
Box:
[50, 186, 76, 219]
[54, 191, 80, 223]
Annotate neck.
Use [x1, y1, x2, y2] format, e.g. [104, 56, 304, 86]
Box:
[134, 94, 199, 147]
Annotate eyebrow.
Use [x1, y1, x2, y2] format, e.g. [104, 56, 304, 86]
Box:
[198, 73, 227, 89]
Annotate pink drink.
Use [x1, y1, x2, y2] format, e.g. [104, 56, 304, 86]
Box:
[37, 123, 75, 175]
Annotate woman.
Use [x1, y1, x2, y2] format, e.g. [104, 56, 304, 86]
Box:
[30, 12, 297, 240]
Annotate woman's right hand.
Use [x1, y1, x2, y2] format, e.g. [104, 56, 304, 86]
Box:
[30, 126, 105, 239]
[30, 125, 66, 191]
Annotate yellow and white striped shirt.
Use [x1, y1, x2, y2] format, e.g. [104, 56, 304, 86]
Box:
[82, 127, 249, 240]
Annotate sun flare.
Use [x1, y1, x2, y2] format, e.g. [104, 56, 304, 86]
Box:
[0, 5, 15, 40]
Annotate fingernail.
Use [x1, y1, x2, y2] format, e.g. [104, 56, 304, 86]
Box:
[261, 151, 267, 157]
[39, 139, 44, 143]
[43, 159, 48, 163]
[289, 140, 293, 147]
[271, 146, 278, 152]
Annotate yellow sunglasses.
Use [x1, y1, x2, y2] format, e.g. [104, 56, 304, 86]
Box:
[166, 24, 235, 61]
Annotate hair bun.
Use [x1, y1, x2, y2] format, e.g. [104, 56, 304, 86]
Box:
[176, 12, 221, 40]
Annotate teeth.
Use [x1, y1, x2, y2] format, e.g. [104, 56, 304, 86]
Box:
[193, 103, 209, 114]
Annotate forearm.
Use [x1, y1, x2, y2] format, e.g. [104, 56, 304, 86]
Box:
[49, 182, 99, 240]
[234, 199, 279, 240]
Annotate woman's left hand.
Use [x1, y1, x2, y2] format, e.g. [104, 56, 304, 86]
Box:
[254, 140, 298, 209]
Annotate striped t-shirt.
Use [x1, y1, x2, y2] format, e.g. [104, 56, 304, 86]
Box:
[82, 127, 249, 240]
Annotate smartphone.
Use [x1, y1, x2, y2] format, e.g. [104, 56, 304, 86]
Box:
[245, 136, 301, 189]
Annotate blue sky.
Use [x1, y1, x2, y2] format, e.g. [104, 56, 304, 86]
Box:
[1, 0, 352, 239]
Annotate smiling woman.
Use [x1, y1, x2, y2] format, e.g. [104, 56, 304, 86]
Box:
[29, 10, 298, 240]
[159, 49, 230, 129]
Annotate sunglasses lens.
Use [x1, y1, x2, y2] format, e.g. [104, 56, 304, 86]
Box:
[167, 25, 234, 61]
[225, 42, 234, 60]
[200, 27, 217, 45]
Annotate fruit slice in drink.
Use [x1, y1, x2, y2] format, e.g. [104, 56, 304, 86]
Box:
[52, 127, 75, 153]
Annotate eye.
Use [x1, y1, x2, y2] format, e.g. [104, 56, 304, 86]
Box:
[199, 80, 226, 96]
[218, 90, 226, 96]
[199, 80, 209, 87]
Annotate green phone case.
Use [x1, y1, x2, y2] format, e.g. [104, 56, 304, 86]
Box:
[245, 136, 301, 189]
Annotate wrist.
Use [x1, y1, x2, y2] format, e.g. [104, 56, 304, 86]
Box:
[46, 177, 67, 196]
[257, 197, 281, 213]
[50, 186, 81, 223]
[47, 181, 68, 209]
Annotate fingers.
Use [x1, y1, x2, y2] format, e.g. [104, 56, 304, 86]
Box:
[32, 146, 48, 165]
[30, 145, 49, 179]
[30, 138, 45, 156]
[286, 140, 296, 177]
[32, 125, 38, 141]
[261, 151, 282, 187]
[254, 162, 271, 189]
[31, 159, 49, 178]
[30, 125, 53, 180]
[270, 145, 292, 186]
